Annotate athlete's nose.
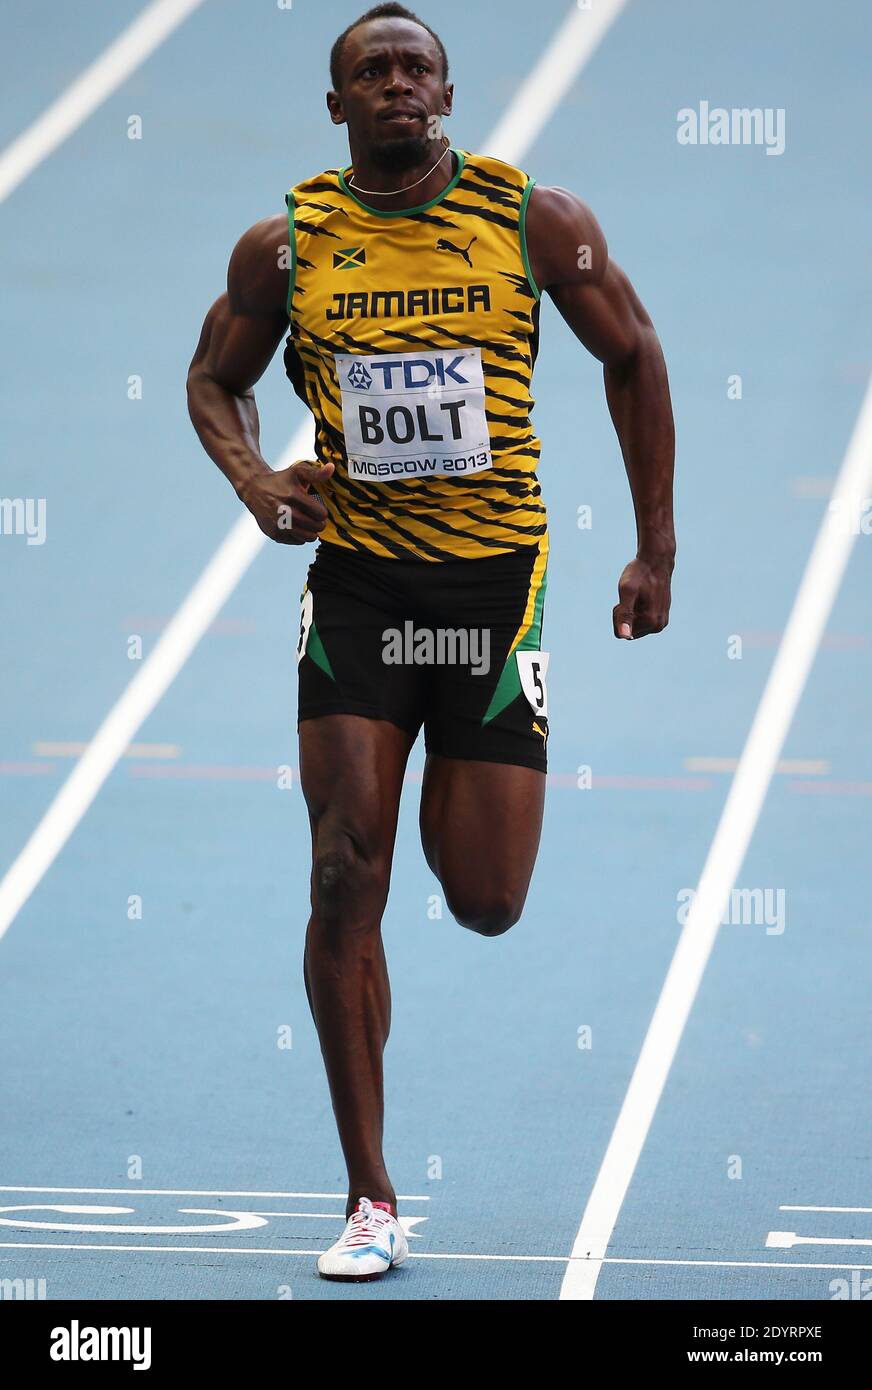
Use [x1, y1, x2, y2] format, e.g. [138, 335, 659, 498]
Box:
[382, 69, 414, 97]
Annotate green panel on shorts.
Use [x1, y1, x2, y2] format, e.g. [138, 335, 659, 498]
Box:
[307, 621, 335, 682]
[481, 566, 548, 725]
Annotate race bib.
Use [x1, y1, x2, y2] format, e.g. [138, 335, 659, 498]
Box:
[516, 650, 550, 717]
[334, 347, 493, 482]
[296, 589, 313, 664]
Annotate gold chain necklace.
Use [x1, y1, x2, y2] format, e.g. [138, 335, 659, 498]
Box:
[347, 135, 452, 196]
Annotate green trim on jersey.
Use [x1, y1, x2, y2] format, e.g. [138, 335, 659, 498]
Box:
[519, 177, 541, 301]
[284, 191, 297, 318]
[337, 147, 467, 218]
[481, 565, 548, 725]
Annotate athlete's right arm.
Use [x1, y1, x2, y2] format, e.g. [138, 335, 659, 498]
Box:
[186, 215, 333, 544]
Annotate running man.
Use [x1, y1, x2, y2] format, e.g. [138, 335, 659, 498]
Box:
[186, 2, 675, 1281]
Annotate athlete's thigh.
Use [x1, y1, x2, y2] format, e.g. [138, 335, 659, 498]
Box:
[297, 541, 428, 738]
[419, 754, 545, 901]
[423, 539, 550, 774]
[300, 715, 414, 862]
[297, 542, 425, 858]
[417, 541, 550, 909]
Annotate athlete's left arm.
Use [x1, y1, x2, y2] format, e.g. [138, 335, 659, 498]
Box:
[525, 185, 675, 639]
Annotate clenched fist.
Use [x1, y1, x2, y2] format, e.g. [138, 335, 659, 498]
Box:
[239, 460, 335, 544]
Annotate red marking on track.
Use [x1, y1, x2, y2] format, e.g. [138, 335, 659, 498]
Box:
[835, 361, 872, 383]
[789, 779, 872, 795]
[0, 762, 57, 776]
[739, 630, 868, 650]
[121, 616, 257, 635]
[548, 773, 713, 790]
[821, 634, 868, 650]
[120, 766, 716, 790]
[129, 764, 279, 781]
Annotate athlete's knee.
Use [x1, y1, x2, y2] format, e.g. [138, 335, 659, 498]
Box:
[446, 886, 525, 938]
[312, 838, 386, 928]
[314, 849, 351, 914]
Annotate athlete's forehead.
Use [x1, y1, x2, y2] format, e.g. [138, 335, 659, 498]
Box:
[342, 18, 441, 75]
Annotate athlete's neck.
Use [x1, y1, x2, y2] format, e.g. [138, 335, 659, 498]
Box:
[345, 144, 455, 211]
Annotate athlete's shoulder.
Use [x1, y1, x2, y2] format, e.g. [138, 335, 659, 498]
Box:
[289, 165, 343, 202]
[524, 184, 608, 290]
[526, 185, 603, 240]
[286, 165, 352, 243]
[227, 213, 289, 320]
[234, 212, 288, 252]
[457, 148, 532, 192]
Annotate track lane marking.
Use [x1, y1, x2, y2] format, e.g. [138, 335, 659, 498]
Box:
[560, 374, 872, 1299]
[0, 0, 207, 204]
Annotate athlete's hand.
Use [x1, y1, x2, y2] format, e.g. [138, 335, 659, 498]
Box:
[239, 460, 334, 544]
[613, 554, 673, 639]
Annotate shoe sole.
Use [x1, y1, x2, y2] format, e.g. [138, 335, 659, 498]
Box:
[317, 1250, 407, 1282]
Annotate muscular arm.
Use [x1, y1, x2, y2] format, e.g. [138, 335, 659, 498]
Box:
[525, 186, 675, 638]
[186, 215, 332, 543]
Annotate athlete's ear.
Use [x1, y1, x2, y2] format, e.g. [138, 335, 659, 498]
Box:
[326, 91, 346, 126]
[442, 83, 454, 117]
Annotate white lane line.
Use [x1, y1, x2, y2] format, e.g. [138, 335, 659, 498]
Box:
[0, 422, 310, 946]
[485, 0, 629, 160]
[0, 1184, 427, 1200]
[0, 0, 206, 205]
[560, 373, 872, 1301]
[240, 1210, 428, 1226]
[0, 1242, 870, 1272]
[768, 1232, 872, 1250]
[781, 1205, 872, 1214]
[599, 1258, 872, 1271]
[0, 0, 627, 935]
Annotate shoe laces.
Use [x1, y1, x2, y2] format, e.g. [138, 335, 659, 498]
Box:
[343, 1196, 390, 1246]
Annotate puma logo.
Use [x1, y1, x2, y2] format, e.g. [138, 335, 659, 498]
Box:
[435, 235, 477, 267]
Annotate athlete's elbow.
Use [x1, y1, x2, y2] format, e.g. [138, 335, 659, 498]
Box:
[186, 363, 208, 421]
[605, 323, 661, 383]
[185, 364, 232, 427]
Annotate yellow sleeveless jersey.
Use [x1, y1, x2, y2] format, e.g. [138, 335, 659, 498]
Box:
[283, 146, 546, 561]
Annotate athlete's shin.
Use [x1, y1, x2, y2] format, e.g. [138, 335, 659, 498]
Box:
[303, 882, 396, 1218]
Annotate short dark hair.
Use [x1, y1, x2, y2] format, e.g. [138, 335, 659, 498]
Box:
[330, 3, 449, 92]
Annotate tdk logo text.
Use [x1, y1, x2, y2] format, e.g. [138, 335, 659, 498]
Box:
[346, 356, 470, 391]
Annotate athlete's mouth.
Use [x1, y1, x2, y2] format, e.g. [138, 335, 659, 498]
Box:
[378, 108, 424, 125]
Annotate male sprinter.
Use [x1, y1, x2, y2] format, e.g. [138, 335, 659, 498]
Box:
[187, 3, 675, 1281]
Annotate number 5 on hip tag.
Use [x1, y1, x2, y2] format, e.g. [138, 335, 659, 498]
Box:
[516, 650, 550, 717]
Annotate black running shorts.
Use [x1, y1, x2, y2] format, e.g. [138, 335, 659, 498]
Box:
[296, 540, 550, 772]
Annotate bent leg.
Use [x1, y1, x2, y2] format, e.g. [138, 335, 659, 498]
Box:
[419, 755, 545, 936]
[300, 714, 414, 1216]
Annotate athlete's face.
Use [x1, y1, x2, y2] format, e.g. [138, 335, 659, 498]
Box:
[329, 19, 453, 171]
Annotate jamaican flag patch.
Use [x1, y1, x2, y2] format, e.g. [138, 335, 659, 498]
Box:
[333, 247, 366, 270]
